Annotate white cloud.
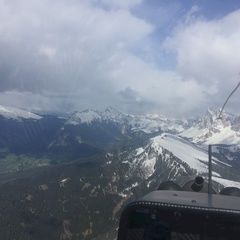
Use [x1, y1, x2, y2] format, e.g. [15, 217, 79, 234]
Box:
[0, 0, 239, 116]
[107, 52, 206, 116]
[165, 9, 240, 111]
[0, 0, 153, 90]
[0, 0, 158, 113]
[39, 46, 57, 59]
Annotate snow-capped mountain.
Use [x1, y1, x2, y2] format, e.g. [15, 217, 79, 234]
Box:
[119, 133, 240, 189]
[1, 104, 240, 160]
[0, 104, 240, 152]
[180, 109, 240, 145]
[66, 107, 240, 146]
[66, 107, 185, 134]
[0, 105, 63, 154]
[128, 113, 185, 134]
[0, 105, 42, 120]
[0, 105, 240, 240]
[66, 107, 129, 127]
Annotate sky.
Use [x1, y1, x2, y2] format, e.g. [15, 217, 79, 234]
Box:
[0, 0, 240, 117]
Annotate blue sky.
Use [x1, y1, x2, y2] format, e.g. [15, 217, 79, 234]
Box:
[140, 0, 240, 20]
[0, 0, 240, 116]
[135, 0, 240, 68]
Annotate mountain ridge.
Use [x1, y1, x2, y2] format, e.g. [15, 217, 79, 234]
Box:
[0, 104, 42, 120]
[0, 105, 240, 239]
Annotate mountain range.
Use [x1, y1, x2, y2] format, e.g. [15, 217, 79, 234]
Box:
[0, 104, 240, 239]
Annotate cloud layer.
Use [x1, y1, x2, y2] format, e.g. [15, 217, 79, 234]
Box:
[166, 9, 240, 114]
[0, 0, 240, 116]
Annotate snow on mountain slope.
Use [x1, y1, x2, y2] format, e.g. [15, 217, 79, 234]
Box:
[66, 107, 128, 125]
[181, 125, 240, 145]
[67, 107, 240, 144]
[205, 126, 240, 145]
[213, 176, 240, 188]
[125, 141, 190, 180]
[151, 134, 209, 173]
[66, 107, 185, 134]
[129, 114, 184, 134]
[151, 134, 234, 170]
[67, 109, 102, 125]
[0, 105, 42, 120]
[180, 126, 209, 140]
[180, 109, 240, 145]
[124, 133, 240, 188]
[122, 133, 207, 180]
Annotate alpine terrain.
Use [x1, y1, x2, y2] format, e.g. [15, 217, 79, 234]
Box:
[0, 105, 240, 239]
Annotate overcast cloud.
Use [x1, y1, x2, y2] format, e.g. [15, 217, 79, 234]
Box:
[0, 0, 240, 116]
